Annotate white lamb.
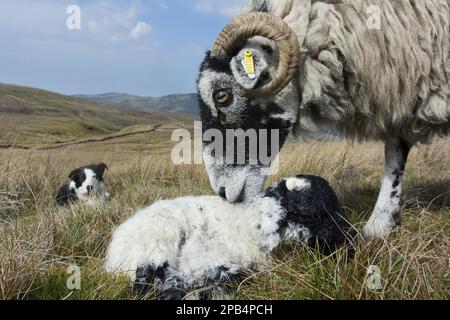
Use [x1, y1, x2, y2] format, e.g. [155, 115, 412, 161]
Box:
[105, 174, 355, 300]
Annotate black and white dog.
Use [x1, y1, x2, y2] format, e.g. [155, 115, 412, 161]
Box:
[105, 174, 356, 300]
[56, 163, 110, 206]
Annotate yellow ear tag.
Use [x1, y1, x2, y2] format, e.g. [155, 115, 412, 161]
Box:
[243, 50, 256, 79]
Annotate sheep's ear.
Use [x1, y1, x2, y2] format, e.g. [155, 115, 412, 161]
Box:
[230, 48, 269, 90]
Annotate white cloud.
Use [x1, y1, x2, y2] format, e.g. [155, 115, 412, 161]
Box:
[0, 0, 233, 96]
[130, 22, 153, 41]
[193, 0, 247, 17]
[0, 0, 154, 44]
[0, 0, 161, 84]
[83, 2, 153, 43]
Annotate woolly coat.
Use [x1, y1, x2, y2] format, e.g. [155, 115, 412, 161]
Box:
[249, 0, 450, 143]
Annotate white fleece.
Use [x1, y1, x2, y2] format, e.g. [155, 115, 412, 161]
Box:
[105, 195, 285, 286]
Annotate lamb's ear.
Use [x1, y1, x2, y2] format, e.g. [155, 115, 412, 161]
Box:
[95, 163, 109, 179]
[230, 48, 269, 90]
[264, 180, 287, 201]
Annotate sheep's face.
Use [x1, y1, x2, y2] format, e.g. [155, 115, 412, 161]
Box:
[198, 39, 299, 202]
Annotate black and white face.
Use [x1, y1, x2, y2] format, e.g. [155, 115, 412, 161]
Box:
[197, 40, 299, 203]
[68, 163, 109, 203]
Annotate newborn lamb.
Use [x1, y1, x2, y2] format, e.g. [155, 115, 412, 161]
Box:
[105, 174, 355, 300]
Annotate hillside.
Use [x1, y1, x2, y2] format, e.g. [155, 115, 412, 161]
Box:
[74, 92, 199, 116]
[0, 83, 193, 147]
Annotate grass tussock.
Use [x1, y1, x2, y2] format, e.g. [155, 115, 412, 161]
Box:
[0, 136, 448, 300]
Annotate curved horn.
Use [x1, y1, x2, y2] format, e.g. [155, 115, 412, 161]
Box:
[211, 12, 300, 98]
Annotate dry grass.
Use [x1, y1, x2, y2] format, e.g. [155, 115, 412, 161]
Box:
[0, 132, 448, 300]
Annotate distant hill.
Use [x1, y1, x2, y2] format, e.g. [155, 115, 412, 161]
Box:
[73, 92, 199, 116]
[0, 83, 193, 147]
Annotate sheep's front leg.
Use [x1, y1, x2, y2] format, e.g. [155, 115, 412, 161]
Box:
[364, 138, 411, 239]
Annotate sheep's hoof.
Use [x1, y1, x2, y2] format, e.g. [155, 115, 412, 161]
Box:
[363, 211, 399, 240]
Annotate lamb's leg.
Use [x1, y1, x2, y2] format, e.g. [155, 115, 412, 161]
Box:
[198, 267, 250, 300]
[134, 262, 169, 295]
[160, 275, 188, 300]
[199, 286, 232, 300]
[364, 138, 411, 239]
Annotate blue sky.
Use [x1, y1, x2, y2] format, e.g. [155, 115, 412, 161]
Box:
[0, 0, 247, 96]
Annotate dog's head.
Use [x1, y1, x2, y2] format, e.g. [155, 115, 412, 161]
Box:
[68, 163, 109, 202]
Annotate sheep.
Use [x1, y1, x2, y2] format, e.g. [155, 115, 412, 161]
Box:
[197, 0, 450, 239]
[105, 174, 355, 300]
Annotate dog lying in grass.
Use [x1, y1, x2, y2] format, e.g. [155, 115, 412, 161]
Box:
[56, 163, 110, 206]
[105, 174, 355, 300]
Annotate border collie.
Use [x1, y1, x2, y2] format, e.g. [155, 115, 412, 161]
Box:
[56, 163, 110, 206]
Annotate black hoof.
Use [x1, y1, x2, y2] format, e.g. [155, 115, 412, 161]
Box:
[159, 287, 186, 300]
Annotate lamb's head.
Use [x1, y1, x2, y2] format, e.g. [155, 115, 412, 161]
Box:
[198, 12, 301, 202]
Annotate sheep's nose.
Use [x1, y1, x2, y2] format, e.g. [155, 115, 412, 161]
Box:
[218, 187, 226, 200]
[86, 185, 94, 193]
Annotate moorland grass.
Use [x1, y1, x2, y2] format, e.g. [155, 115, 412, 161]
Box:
[0, 133, 448, 300]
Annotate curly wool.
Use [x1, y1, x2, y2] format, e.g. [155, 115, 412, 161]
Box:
[249, 0, 450, 143]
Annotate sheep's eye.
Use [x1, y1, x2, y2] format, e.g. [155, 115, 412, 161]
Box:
[213, 89, 232, 106]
